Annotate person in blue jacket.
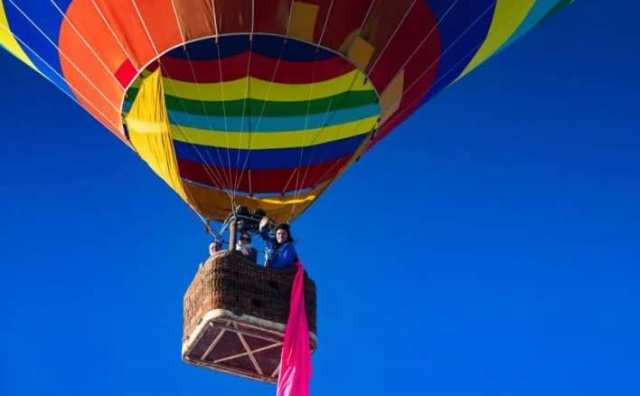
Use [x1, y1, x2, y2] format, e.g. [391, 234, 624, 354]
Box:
[259, 218, 298, 269]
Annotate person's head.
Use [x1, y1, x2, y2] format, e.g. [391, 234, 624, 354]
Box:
[209, 240, 221, 255]
[239, 232, 251, 245]
[275, 223, 293, 244]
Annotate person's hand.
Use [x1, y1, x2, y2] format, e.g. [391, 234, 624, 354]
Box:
[259, 216, 270, 232]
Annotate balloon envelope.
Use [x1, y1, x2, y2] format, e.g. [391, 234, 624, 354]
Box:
[0, 0, 571, 222]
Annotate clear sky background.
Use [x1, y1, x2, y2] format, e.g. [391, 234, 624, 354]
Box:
[1, 2, 639, 395]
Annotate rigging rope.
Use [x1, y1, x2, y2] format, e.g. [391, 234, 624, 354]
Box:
[167, 0, 236, 203]
[7, 0, 122, 114]
[0, 22, 120, 131]
[131, 0, 236, 218]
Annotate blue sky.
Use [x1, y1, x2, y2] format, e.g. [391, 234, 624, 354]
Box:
[1, 1, 639, 395]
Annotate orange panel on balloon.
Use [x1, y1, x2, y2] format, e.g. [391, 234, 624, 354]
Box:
[172, 0, 216, 40]
[134, 0, 183, 55]
[58, 39, 123, 137]
[58, 0, 129, 142]
[91, 0, 156, 68]
[62, 0, 131, 73]
[56, 59, 123, 134]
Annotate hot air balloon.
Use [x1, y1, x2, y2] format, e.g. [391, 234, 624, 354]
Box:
[0, 0, 571, 383]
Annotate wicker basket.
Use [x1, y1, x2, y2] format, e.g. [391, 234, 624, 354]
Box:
[182, 252, 317, 383]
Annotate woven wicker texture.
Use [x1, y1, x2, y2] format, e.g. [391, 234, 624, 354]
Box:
[183, 252, 317, 341]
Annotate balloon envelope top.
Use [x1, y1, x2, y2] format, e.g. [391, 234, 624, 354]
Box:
[0, 0, 571, 222]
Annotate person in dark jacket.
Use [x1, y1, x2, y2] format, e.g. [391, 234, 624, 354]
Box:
[259, 218, 298, 269]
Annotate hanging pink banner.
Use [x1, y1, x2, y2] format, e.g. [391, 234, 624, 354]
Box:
[277, 262, 312, 396]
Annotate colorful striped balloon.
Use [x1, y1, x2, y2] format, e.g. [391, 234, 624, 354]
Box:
[0, 0, 571, 222]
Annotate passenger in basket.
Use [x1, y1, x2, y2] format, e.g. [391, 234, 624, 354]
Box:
[259, 218, 298, 269]
[209, 240, 223, 257]
[236, 231, 258, 263]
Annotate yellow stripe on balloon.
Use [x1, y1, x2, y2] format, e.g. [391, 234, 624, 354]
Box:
[260, 194, 316, 205]
[160, 70, 373, 102]
[456, 0, 535, 80]
[170, 115, 378, 149]
[0, 1, 36, 70]
[125, 69, 189, 203]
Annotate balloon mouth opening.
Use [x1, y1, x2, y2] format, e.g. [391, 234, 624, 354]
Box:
[121, 33, 380, 222]
[121, 33, 381, 122]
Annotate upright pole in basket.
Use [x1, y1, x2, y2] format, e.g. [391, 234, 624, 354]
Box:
[228, 215, 237, 252]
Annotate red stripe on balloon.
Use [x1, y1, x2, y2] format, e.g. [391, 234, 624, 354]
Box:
[156, 52, 353, 84]
[367, 67, 434, 148]
[368, 1, 438, 92]
[367, 2, 440, 147]
[177, 156, 350, 194]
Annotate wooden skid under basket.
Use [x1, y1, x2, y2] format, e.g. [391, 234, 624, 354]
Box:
[182, 252, 317, 383]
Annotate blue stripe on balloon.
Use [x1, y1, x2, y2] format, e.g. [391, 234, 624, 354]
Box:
[167, 103, 380, 132]
[3, 0, 73, 96]
[173, 133, 366, 169]
[423, 0, 496, 101]
[253, 34, 336, 62]
[167, 34, 336, 62]
[167, 35, 248, 60]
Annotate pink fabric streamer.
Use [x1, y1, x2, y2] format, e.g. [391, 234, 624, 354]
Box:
[276, 262, 312, 396]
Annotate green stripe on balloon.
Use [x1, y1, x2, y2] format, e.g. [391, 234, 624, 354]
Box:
[123, 89, 378, 118]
